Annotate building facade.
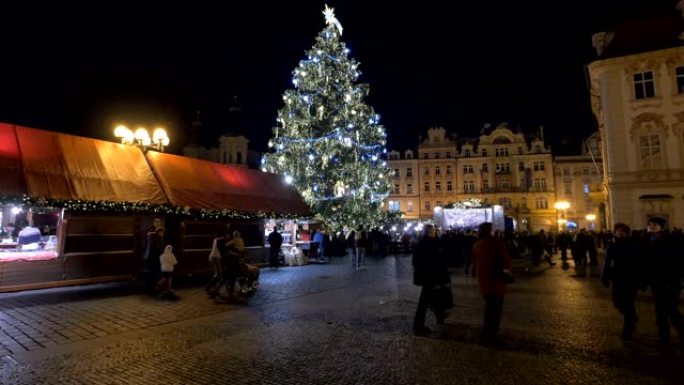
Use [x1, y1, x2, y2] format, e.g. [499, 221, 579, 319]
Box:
[182, 118, 250, 168]
[553, 132, 606, 231]
[588, 7, 684, 229]
[387, 125, 571, 231]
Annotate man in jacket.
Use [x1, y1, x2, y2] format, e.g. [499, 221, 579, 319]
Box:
[412, 224, 450, 336]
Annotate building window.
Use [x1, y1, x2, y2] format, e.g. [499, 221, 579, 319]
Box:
[423, 153, 428, 159]
[633, 71, 655, 99]
[424, 167, 429, 176]
[393, 184, 400, 194]
[407, 201, 414, 212]
[518, 147, 523, 155]
[463, 165, 474, 174]
[483, 179, 489, 189]
[496, 163, 510, 172]
[463, 180, 475, 193]
[436, 201, 443, 207]
[446, 152, 451, 158]
[406, 184, 413, 194]
[676, 66, 684, 94]
[482, 163, 488, 173]
[434, 152, 440, 159]
[500, 197, 511, 208]
[564, 182, 572, 195]
[520, 197, 527, 208]
[464, 149, 471, 157]
[495, 148, 509, 157]
[533, 178, 546, 190]
[535, 197, 548, 209]
[533, 161, 545, 171]
[563, 168, 570, 176]
[435, 166, 440, 175]
[406, 168, 413, 177]
[639, 134, 662, 169]
[388, 201, 400, 212]
[435, 181, 441, 192]
[447, 181, 452, 191]
[406, 152, 413, 159]
[424, 201, 431, 211]
[481, 148, 487, 157]
[582, 167, 590, 175]
[518, 162, 525, 172]
[446, 165, 452, 175]
[534, 145, 542, 153]
[393, 168, 399, 177]
[424, 182, 430, 192]
[583, 183, 590, 194]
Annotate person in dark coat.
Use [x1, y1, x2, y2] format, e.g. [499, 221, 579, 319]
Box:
[602, 223, 640, 339]
[144, 227, 165, 294]
[473, 222, 512, 344]
[412, 224, 451, 336]
[642, 217, 684, 347]
[267, 228, 283, 268]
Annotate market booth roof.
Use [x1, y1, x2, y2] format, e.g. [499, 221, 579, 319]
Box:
[145, 151, 311, 216]
[15, 125, 167, 204]
[0, 123, 26, 196]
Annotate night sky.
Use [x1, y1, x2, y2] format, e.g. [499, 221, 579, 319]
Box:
[0, 0, 678, 155]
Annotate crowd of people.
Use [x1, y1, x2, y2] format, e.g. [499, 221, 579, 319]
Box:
[408, 217, 684, 349]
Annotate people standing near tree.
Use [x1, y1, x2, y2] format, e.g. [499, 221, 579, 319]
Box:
[473, 222, 513, 345]
[642, 217, 684, 348]
[602, 223, 640, 339]
[355, 226, 367, 269]
[412, 224, 450, 336]
[268, 228, 283, 268]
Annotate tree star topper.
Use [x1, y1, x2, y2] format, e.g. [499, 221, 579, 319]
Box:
[323, 4, 343, 35]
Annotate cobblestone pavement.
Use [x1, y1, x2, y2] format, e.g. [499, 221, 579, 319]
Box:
[0, 254, 682, 384]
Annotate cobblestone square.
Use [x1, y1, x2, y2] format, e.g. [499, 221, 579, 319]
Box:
[0, 254, 682, 384]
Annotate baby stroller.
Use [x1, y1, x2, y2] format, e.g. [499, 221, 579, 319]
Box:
[235, 262, 260, 294]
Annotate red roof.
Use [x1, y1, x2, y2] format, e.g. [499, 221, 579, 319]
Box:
[0, 123, 310, 217]
[145, 151, 311, 216]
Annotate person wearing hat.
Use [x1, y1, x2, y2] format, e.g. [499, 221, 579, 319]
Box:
[643, 216, 684, 348]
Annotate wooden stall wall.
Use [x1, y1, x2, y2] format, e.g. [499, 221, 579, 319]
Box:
[62, 212, 138, 281]
[175, 219, 266, 276]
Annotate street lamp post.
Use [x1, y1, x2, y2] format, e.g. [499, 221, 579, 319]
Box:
[554, 200, 570, 232]
[114, 125, 169, 152]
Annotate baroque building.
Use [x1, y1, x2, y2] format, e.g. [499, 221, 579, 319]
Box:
[386, 124, 585, 231]
[588, 4, 684, 229]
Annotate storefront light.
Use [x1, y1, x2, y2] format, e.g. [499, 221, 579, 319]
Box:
[11, 206, 22, 215]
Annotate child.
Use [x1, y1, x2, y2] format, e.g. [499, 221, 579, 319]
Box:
[157, 245, 179, 299]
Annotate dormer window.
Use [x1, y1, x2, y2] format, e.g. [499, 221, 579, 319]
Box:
[464, 149, 471, 157]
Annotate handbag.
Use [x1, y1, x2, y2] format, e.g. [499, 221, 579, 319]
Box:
[430, 285, 454, 312]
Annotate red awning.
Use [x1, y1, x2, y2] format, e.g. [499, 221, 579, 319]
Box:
[15, 126, 167, 204]
[0, 123, 26, 196]
[145, 151, 311, 216]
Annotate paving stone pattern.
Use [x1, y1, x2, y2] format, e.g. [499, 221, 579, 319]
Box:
[0, 254, 681, 384]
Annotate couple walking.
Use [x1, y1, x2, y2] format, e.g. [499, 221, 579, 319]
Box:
[412, 222, 512, 345]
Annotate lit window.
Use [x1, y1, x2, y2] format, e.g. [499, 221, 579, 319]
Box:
[388, 201, 400, 212]
[407, 201, 414, 212]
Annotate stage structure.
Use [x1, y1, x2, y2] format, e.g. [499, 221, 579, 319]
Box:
[433, 199, 505, 231]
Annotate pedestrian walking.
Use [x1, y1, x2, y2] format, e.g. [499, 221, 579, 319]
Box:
[602, 223, 640, 339]
[412, 224, 451, 336]
[642, 217, 684, 348]
[157, 245, 178, 300]
[473, 222, 513, 345]
[206, 229, 231, 295]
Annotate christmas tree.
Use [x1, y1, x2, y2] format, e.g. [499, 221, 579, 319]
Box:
[262, 5, 391, 229]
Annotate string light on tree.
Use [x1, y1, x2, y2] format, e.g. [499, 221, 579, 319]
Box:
[261, 4, 391, 228]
